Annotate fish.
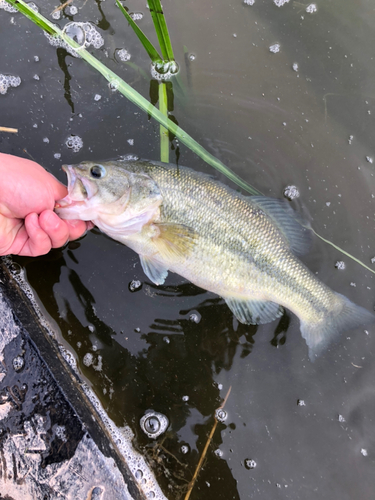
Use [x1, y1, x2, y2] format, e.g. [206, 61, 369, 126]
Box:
[55, 159, 375, 359]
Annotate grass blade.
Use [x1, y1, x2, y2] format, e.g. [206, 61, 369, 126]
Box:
[115, 0, 162, 63]
[147, 0, 174, 61]
[159, 82, 169, 163]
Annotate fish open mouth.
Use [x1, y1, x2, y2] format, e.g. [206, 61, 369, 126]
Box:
[55, 164, 98, 210]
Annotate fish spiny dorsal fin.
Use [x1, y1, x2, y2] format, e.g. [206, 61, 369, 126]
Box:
[225, 297, 284, 325]
[251, 196, 313, 256]
[150, 223, 197, 260]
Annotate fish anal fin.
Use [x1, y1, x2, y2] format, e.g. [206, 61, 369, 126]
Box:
[150, 223, 197, 260]
[140, 255, 168, 285]
[225, 297, 284, 325]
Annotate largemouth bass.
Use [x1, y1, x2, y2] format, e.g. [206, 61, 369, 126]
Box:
[55, 159, 374, 359]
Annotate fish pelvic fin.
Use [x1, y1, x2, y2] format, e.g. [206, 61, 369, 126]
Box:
[301, 293, 375, 361]
[225, 297, 284, 325]
[140, 255, 169, 285]
[251, 196, 313, 257]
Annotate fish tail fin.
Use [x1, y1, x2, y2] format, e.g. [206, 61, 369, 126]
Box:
[301, 293, 375, 360]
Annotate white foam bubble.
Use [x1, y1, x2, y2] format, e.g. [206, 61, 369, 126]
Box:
[0, 74, 21, 95]
[244, 0, 255, 5]
[69, 5, 78, 15]
[83, 352, 94, 367]
[274, 0, 290, 6]
[306, 3, 317, 13]
[130, 12, 143, 20]
[80, 383, 167, 499]
[0, 0, 18, 13]
[269, 43, 280, 53]
[45, 22, 104, 58]
[66, 134, 83, 152]
[283, 185, 300, 200]
[116, 48, 131, 62]
[150, 60, 179, 81]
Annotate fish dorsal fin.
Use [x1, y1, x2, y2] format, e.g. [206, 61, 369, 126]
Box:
[140, 255, 169, 285]
[150, 223, 197, 260]
[251, 196, 313, 256]
[225, 297, 284, 325]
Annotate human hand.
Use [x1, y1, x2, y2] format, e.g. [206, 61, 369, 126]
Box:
[0, 153, 89, 256]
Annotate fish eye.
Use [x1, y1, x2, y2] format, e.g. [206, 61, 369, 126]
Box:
[90, 164, 105, 179]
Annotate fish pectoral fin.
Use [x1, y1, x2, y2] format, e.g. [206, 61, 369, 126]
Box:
[225, 297, 284, 325]
[251, 196, 313, 257]
[151, 223, 197, 260]
[140, 255, 169, 285]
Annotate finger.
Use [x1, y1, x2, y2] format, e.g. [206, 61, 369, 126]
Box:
[20, 213, 52, 256]
[39, 210, 70, 248]
[65, 219, 91, 241]
[48, 173, 68, 201]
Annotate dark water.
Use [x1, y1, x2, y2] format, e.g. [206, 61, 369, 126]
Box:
[1, 0, 375, 498]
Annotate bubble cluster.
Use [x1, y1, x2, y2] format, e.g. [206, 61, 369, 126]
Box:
[150, 60, 179, 81]
[306, 3, 317, 13]
[130, 12, 143, 20]
[51, 9, 61, 20]
[335, 261, 345, 270]
[0, 0, 18, 13]
[0, 74, 21, 95]
[244, 0, 255, 5]
[269, 43, 280, 54]
[274, 0, 290, 6]
[116, 48, 131, 62]
[297, 399, 306, 406]
[129, 279, 142, 292]
[292, 62, 299, 72]
[45, 22, 104, 58]
[283, 185, 300, 200]
[55, 424, 67, 442]
[215, 409, 228, 422]
[66, 135, 83, 152]
[244, 458, 257, 469]
[83, 352, 94, 367]
[189, 312, 201, 323]
[12, 355, 24, 372]
[140, 411, 169, 439]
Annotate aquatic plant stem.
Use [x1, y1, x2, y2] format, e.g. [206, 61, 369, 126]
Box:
[184, 386, 232, 500]
[147, 0, 174, 61]
[310, 228, 375, 275]
[159, 82, 169, 163]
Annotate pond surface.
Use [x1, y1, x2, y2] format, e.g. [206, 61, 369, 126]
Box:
[1, 0, 375, 498]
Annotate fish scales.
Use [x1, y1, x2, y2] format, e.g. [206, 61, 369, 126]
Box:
[55, 159, 375, 359]
[124, 162, 335, 318]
